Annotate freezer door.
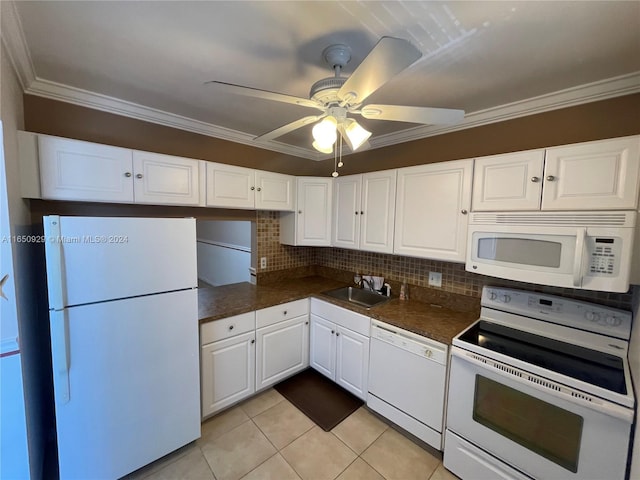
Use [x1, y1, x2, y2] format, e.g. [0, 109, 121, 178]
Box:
[51, 289, 200, 479]
[44, 216, 196, 308]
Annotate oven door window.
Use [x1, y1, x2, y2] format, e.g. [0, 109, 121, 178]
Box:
[473, 375, 583, 473]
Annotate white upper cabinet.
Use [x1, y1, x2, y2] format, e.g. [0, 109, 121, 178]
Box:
[132, 151, 203, 205]
[472, 150, 545, 211]
[206, 163, 294, 210]
[332, 171, 396, 253]
[472, 136, 640, 212]
[39, 135, 134, 203]
[206, 163, 255, 209]
[280, 177, 332, 246]
[254, 171, 294, 211]
[541, 136, 640, 210]
[394, 159, 473, 263]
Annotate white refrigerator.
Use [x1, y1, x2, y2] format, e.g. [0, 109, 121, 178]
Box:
[43, 215, 201, 479]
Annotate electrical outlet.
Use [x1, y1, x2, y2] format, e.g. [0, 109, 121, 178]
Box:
[260, 257, 267, 269]
[428, 271, 442, 287]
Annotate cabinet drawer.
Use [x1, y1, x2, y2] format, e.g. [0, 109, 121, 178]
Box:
[256, 299, 309, 329]
[201, 311, 255, 345]
[310, 298, 370, 337]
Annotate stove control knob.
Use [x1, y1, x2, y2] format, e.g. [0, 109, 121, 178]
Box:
[489, 291, 498, 300]
[606, 315, 621, 326]
[500, 294, 511, 303]
[585, 311, 600, 322]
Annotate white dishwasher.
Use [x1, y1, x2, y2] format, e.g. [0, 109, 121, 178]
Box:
[367, 319, 448, 450]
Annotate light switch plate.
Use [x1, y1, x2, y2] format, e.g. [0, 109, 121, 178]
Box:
[428, 271, 442, 287]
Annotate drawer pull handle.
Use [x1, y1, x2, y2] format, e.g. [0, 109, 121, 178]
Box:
[228, 325, 234, 330]
[283, 310, 287, 315]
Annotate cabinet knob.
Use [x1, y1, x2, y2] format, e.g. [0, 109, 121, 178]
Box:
[355, 211, 359, 215]
[228, 325, 234, 330]
[124, 172, 132, 178]
[283, 310, 287, 316]
[251, 339, 255, 344]
[298, 210, 302, 214]
[136, 173, 143, 179]
[336, 332, 340, 337]
[531, 176, 540, 183]
[257, 187, 262, 192]
[546, 175, 556, 181]
[250, 186, 255, 191]
[305, 321, 309, 325]
[360, 211, 364, 215]
[331, 330, 335, 334]
[461, 209, 468, 215]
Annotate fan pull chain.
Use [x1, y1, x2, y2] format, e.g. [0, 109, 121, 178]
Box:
[332, 140, 339, 177]
[338, 135, 344, 168]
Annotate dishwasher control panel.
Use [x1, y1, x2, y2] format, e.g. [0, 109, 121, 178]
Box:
[371, 320, 447, 365]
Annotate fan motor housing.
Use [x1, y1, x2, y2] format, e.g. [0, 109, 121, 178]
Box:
[309, 77, 346, 105]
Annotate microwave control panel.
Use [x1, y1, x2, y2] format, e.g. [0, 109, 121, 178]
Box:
[586, 237, 621, 277]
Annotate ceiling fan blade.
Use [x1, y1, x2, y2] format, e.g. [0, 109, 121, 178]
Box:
[338, 37, 422, 104]
[206, 81, 324, 112]
[360, 104, 465, 125]
[254, 114, 326, 142]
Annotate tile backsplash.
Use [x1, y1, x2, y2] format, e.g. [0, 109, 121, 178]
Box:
[256, 211, 635, 310]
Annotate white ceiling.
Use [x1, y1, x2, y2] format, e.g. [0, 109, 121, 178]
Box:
[3, 1, 640, 160]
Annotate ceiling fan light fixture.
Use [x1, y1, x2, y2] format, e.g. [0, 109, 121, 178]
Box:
[312, 141, 333, 154]
[312, 116, 338, 147]
[344, 119, 372, 151]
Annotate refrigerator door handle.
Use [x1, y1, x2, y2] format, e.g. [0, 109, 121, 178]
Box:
[44, 215, 66, 310]
[51, 310, 71, 403]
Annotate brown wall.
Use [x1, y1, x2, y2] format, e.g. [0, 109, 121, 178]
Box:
[23, 93, 640, 177]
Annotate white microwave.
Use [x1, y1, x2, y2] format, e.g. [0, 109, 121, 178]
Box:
[466, 211, 637, 293]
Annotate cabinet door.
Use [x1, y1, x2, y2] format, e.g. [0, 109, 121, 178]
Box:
[472, 151, 544, 211]
[132, 151, 200, 205]
[255, 316, 309, 390]
[201, 331, 255, 418]
[309, 314, 335, 380]
[394, 159, 473, 262]
[39, 136, 134, 203]
[335, 326, 369, 400]
[296, 177, 332, 246]
[255, 171, 294, 211]
[542, 136, 640, 210]
[206, 162, 255, 208]
[360, 170, 397, 253]
[332, 175, 361, 249]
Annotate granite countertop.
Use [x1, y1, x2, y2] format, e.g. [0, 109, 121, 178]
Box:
[198, 276, 479, 345]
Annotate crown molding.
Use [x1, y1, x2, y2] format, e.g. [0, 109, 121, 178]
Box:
[2, 0, 638, 162]
[369, 72, 640, 149]
[0, 0, 36, 90]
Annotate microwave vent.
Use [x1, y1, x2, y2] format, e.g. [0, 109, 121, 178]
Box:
[470, 212, 634, 227]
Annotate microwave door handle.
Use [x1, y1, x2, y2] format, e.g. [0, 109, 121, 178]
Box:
[573, 227, 586, 287]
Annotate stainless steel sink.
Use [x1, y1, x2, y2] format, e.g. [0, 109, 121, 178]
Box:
[322, 286, 391, 309]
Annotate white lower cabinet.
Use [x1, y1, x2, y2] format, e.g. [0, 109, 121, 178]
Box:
[200, 312, 256, 418]
[309, 299, 370, 400]
[255, 299, 310, 390]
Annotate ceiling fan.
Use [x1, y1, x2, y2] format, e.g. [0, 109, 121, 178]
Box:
[207, 36, 465, 156]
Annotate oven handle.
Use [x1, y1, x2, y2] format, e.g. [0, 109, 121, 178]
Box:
[452, 347, 634, 423]
[572, 227, 586, 287]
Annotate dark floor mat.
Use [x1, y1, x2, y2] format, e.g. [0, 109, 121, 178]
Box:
[274, 368, 363, 431]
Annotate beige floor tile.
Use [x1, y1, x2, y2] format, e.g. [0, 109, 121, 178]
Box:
[240, 389, 285, 418]
[331, 407, 388, 454]
[241, 453, 301, 480]
[199, 406, 250, 442]
[281, 426, 357, 480]
[361, 429, 440, 480]
[336, 458, 384, 480]
[253, 400, 315, 449]
[143, 447, 215, 480]
[201, 421, 276, 480]
[429, 463, 460, 480]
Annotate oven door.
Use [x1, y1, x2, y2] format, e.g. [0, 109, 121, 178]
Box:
[446, 347, 633, 480]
